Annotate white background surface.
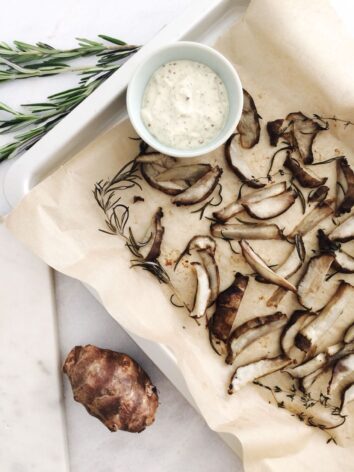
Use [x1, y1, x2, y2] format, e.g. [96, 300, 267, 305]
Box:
[0, 1, 242, 471]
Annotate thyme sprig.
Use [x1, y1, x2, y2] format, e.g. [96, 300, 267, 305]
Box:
[313, 114, 354, 129]
[253, 380, 346, 443]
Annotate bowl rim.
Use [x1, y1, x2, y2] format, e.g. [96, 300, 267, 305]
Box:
[126, 40, 243, 158]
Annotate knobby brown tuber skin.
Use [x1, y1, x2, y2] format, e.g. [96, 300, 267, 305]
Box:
[63, 344, 159, 433]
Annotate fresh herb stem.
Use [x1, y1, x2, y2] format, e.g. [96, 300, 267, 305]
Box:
[0, 36, 138, 80]
[94, 156, 191, 314]
[0, 37, 139, 162]
[191, 183, 223, 220]
[253, 380, 346, 443]
[313, 114, 354, 129]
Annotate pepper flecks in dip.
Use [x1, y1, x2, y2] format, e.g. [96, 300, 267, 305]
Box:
[141, 60, 229, 150]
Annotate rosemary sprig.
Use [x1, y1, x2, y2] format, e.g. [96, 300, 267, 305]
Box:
[0, 40, 139, 162]
[0, 36, 138, 81]
[93, 157, 171, 285]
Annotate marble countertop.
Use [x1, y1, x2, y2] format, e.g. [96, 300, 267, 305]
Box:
[0, 1, 242, 470]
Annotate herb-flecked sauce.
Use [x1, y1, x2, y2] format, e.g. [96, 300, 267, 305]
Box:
[141, 60, 228, 150]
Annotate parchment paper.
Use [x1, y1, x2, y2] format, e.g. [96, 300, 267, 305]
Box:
[6, 0, 354, 470]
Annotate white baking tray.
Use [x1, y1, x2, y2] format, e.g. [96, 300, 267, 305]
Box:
[4, 0, 250, 459]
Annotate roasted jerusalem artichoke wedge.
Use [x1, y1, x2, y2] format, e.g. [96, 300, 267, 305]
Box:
[213, 182, 286, 222]
[228, 356, 292, 394]
[287, 199, 333, 239]
[210, 222, 283, 240]
[336, 157, 354, 216]
[267, 112, 327, 164]
[329, 214, 354, 243]
[237, 89, 261, 149]
[225, 133, 264, 188]
[139, 153, 212, 196]
[240, 240, 297, 292]
[296, 253, 335, 311]
[190, 262, 211, 319]
[198, 249, 220, 307]
[266, 236, 306, 308]
[209, 273, 249, 343]
[286, 112, 327, 164]
[242, 188, 297, 220]
[280, 310, 317, 363]
[140, 207, 165, 262]
[138, 153, 182, 195]
[327, 353, 354, 395]
[226, 312, 287, 364]
[340, 383, 354, 415]
[284, 152, 327, 188]
[295, 281, 354, 353]
[172, 166, 222, 206]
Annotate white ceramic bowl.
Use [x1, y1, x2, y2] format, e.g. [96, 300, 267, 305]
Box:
[126, 41, 243, 158]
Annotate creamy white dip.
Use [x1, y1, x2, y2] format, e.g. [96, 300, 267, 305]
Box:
[141, 60, 228, 150]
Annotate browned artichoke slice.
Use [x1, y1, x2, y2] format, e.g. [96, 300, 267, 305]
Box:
[174, 235, 216, 271]
[287, 199, 333, 239]
[225, 133, 264, 188]
[242, 188, 297, 220]
[237, 89, 261, 149]
[336, 157, 354, 216]
[172, 166, 222, 206]
[317, 227, 354, 273]
[198, 249, 220, 306]
[307, 185, 329, 203]
[267, 119, 286, 147]
[155, 163, 211, 184]
[286, 112, 327, 164]
[327, 353, 354, 395]
[297, 254, 335, 311]
[284, 352, 328, 378]
[226, 312, 287, 364]
[139, 153, 185, 195]
[228, 356, 292, 394]
[210, 222, 283, 240]
[213, 182, 286, 222]
[295, 281, 354, 353]
[280, 310, 316, 363]
[344, 323, 354, 344]
[333, 250, 354, 274]
[209, 273, 249, 343]
[329, 215, 354, 242]
[240, 240, 297, 292]
[340, 383, 354, 415]
[284, 152, 327, 188]
[190, 262, 211, 319]
[141, 207, 165, 262]
[267, 112, 327, 164]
